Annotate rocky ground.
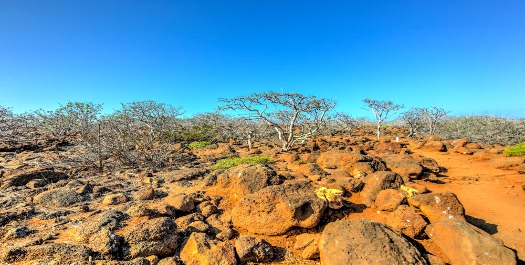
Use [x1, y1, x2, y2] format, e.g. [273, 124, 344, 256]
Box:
[0, 132, 524, 265]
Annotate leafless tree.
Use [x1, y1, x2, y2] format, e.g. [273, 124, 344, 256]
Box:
[333, 112, 357, 135]
[439, 115, 525, 145]
[419, 107, 448, 135]
[219, 91, 336, 151]
[35, 102, 103, 140]
[401, 108, 425, 138]
[362, 98, 404, 139]
[101, 100, 184, 169]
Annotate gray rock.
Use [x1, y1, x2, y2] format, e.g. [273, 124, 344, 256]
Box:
[235, 235, 274, 263]
[122, 217, 179, 259]
[33, 187, 84, 207]
[319, 219, 428, 265]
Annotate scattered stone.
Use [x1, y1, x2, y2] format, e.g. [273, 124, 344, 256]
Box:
[216, 228, 235, 241]
[235, 235, 275, 263]
[423, 135, 442, 142]
[465, 142, 481, 149]
[374, 189, 406, 211]
[176, 213, 205, 232]
[386, 205, 428, 238]
[420, 141, 447, 152]
[216, 164, 282, 198]
[376, 141, 403, 153]
[426, 218, 517, 265]
[408, 192, 465, 222]
[157, 256, 181, 265]
[381, 154, 423, 180]
[102, 193, 128, 205]
[316, 150, 375, 173]
[294, 233, 320, 259]
[163, 193, 195, 212]
[88, 228, 122, 259]
[186, 220, 211, 233]
[25, 179, 47, 189]
[197, 201, 219, 217]
[180, 232, 237, 265]
[296, 163, 329, 181]
[361, 171, 404, 207]
[403, 183, 429, 194]
[135, 188, 156, 200]
[122, 217, 179, 259]
[76, 183, 93, 195]
[231, 181, 327, 235]
[319, 219, 428, 265]
[3, 226, 31, 240]
[455, 146, 474, 155]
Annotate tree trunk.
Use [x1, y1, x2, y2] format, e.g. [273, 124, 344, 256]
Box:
[247, 133, 253, 150]
[376, 123, 381, 140]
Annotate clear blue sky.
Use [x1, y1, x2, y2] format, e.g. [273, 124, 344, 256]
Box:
[1, 1, 524, 118]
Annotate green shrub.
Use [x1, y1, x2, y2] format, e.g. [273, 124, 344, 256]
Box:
[504, 142, 525, 156]
[211, 156, 273, 171]
[188, 141, 212, 149]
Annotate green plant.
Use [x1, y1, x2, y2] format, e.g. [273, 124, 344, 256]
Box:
[188, 141, 212, 149]
[504, 142, 525, 156]
[211, 155, 273, 171]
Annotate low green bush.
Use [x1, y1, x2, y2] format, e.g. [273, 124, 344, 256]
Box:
[504, 142, 525, 156]
[188, 141, 212, 149]
[211, 155, 273, 171]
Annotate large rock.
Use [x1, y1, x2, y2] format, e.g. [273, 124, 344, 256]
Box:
[102, 193, 128, 205]
[361, 171, 404, 207]
[180, 232, 237, 265]
[216, 164, 282, 198]
[316, 150, 382, 175]
[408, 192, 465, 222]
[420, 141, 447, 152]
[374, 189, 406, 211]
[231, 181, 327, 235]
[381, 154, 423, 180]
[33, 187, 84, 207]
[386, 205, 428, 238]
[296, 163, 329, 181]
[426, 218, 517, 265]
[319, 219, 428, 265]
[163, 193, 195, 212]
[122, 217, 179, 259]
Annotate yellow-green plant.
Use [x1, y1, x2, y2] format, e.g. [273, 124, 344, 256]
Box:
[188, 141, 211, 149]
[504, 142, 525, 156]
[211, 155, 273, 171]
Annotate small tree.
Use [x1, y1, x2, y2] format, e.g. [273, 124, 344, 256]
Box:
[330, 112, 357, 136]
[419, 107, 448, 135]
[363, 98, 404, 139]
[219, 91, 336, 151]
[35, 102, 103, 140]
[401, 108, 424, 138]
[103, 100, 184, 169]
